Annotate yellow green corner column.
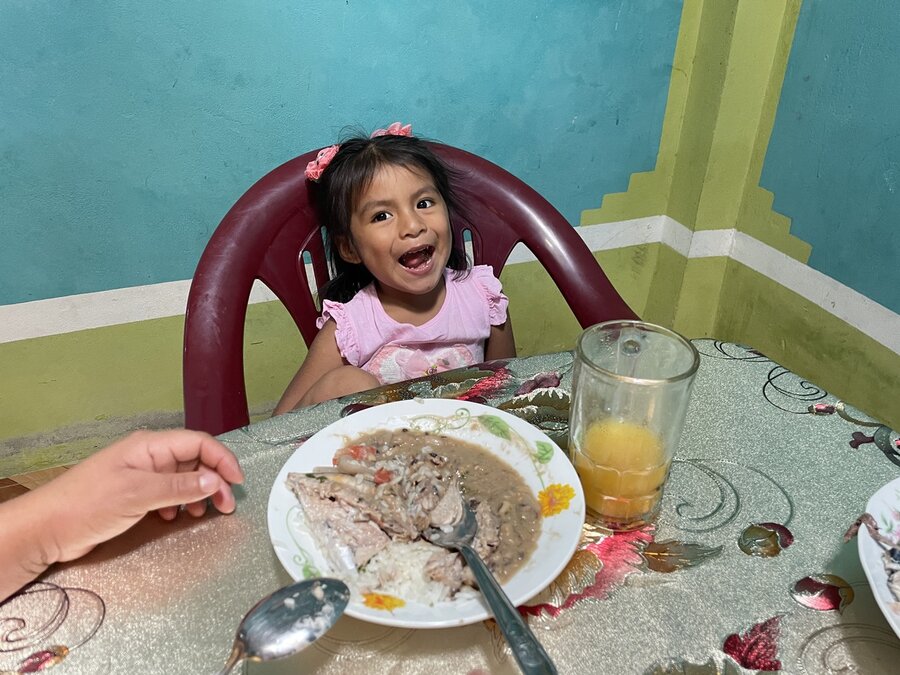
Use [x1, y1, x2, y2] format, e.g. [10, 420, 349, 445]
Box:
[582, 0, 810, 337]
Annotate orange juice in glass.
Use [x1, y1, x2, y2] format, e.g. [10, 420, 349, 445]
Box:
[569, 322, 699, 530]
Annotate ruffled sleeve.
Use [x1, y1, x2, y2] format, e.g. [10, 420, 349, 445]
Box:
[470, 264, 509, 326]
[317, 299, 361, 366]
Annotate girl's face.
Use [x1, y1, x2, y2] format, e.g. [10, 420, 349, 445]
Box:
[338, 163, 452, 306]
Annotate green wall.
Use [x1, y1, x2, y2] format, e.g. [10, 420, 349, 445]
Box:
[0, 269, 585, 476]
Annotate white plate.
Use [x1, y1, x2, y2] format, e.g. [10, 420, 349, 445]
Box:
[858, 475, 900, 638]
[267, 398, 586, 629]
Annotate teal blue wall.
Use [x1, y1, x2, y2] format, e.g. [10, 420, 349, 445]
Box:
[0, 0, 681, 305]
[761, 0, 899, 313]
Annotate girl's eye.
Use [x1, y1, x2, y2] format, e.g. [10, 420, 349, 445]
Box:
[372, 211, 390, 223]
[417, 198, 435, 209]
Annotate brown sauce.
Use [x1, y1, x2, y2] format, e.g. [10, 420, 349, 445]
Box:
[350, 428, 542, 581]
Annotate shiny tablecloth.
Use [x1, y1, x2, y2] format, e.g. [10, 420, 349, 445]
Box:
[2, 341, 899, 674]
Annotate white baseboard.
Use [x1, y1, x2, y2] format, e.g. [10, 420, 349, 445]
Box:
[2, 216, 898, 355]
[0, 280, 277, 344]
[571, 216, 899, 354]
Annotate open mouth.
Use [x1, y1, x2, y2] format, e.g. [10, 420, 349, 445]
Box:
[398, 245, 435, 270]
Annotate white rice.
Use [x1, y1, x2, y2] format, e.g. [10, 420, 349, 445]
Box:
[352, 540, 475, 606]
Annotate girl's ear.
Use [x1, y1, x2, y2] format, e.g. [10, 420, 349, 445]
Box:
[336, 236, 362, 264]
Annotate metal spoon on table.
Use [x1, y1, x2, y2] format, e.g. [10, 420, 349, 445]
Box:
[425, 502, 558, 675]
[216, 577, 350, 675]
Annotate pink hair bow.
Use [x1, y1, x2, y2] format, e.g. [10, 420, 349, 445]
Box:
[370, 122, 412, 138]
[304, 123, 413, 181]
[305, 144, 340, 181]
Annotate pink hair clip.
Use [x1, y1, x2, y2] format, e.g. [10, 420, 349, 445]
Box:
[305, 123, 413, 181]
[305, 144, 340, 181]
[370, 122, 413, 138]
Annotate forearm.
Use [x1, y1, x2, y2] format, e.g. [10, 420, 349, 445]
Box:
[274, 323, 346, 415]
[485, 320, 516, 360]
[0, 490, 60, 602]
[273, 371, 316, 415]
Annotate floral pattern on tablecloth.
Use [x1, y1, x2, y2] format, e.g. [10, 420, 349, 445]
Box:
[5, 343, 899, 674]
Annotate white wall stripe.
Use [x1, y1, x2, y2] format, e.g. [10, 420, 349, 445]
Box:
[575, 215, 695, 259]
[687, 227, 737, 258]
[0, 280, 278, 344]
[726, 231, 899, 354]
[0, 281, 191, 344]
[2, 217, 898, 354]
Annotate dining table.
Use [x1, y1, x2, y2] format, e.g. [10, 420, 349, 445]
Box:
[2, 339, 899, 675]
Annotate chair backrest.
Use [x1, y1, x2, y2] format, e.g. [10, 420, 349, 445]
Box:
[183, 142, 636, 435]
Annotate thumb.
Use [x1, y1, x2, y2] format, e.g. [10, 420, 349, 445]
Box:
[143, 470, 222, 512]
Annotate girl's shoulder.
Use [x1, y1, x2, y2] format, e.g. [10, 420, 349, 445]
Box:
[315, 285, 374, 327]
[452, 264, 500, 291]
[449, 264, 499, 286]
[315, 284, 380, 365]
[450, 265, 508, 325]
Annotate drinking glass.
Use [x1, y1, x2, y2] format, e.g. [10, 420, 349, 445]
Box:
[569, 320, 700, 530]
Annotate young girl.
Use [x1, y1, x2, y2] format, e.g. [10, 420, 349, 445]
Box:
[274, 123, 516, 412]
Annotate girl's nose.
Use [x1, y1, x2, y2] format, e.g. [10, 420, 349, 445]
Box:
[399, 211, 426, 237]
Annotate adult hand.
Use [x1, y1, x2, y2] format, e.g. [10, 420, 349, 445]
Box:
[0, 429, 244, 601]
[50, 429, 245, 561]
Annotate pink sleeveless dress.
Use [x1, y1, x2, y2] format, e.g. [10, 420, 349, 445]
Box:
[316, 265, 509, 384]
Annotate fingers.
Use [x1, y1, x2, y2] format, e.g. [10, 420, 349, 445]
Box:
[182, 468, 238, 517]
[148, 468, 239, 520]
[184, 498, 208, 518]
[209, 481, 237, 515]
[105, 429, 245, 522]
[158, 505, 179, 521]
[133, 429, 245, 487]
[137, 468, 222, 514]
[155, 431, 245, 485]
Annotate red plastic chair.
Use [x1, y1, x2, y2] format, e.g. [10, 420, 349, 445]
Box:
[183, 143, 637, 435]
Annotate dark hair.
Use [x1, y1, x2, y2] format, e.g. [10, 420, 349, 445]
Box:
[312, 132, 469, 303]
